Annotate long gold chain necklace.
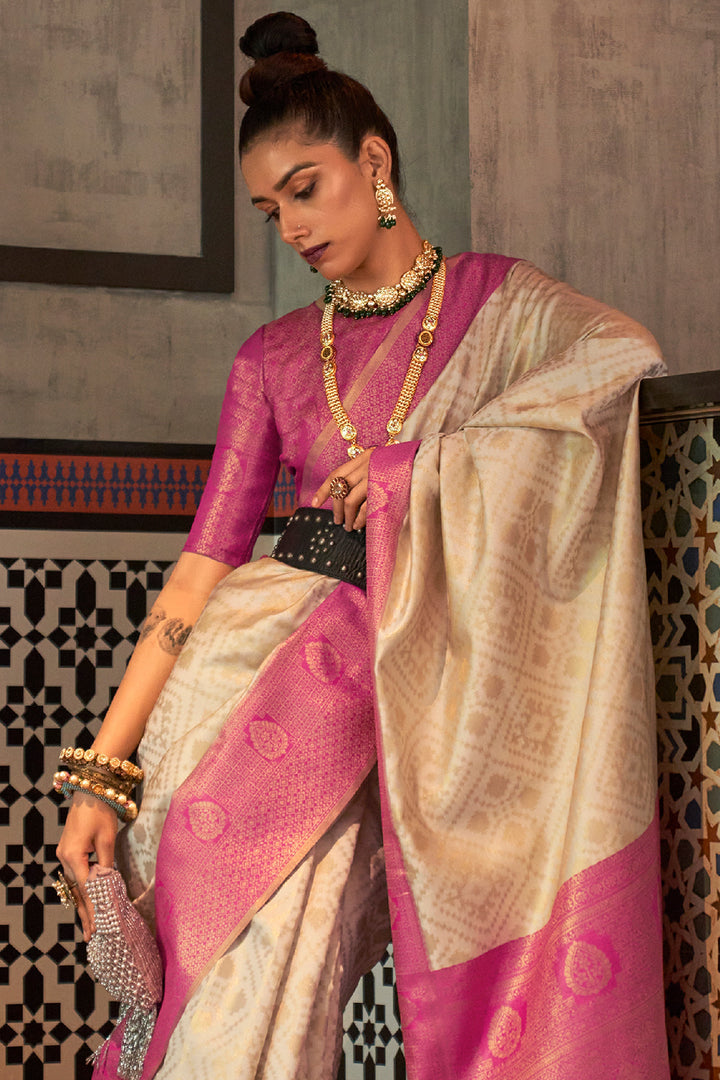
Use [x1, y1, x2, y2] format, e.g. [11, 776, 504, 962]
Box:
[320, 253, 446, 458]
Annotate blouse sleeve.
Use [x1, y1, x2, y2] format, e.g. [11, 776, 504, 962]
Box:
[183, 326, 281, 566]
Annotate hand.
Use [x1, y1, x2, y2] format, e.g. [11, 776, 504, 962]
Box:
[312, 448, 374, 531]
[56, 792, 118, 942]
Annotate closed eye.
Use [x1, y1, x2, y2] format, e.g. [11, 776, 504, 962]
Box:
[262, 179, 315, 223]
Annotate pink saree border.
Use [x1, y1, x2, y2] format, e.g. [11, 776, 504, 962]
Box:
[142, 583, 377, 1079]
[96, 581, 379, 1080]
[392, 815, 667, 1079]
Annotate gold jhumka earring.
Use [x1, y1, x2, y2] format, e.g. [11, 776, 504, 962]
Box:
[374, 178, 397, 229]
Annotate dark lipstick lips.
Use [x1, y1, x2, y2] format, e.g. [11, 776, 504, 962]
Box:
[301, 244, 328, 265]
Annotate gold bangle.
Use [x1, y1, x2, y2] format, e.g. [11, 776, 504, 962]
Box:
[70, 763, 134, 797]
[53, 773, 138, 822]
[59, 746, 143, 784]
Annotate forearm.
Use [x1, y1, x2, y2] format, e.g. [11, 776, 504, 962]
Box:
[90, 552, 233, 759]
[91, 610, 194, 759]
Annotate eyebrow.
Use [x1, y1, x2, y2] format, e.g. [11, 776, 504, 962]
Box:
[250, 161, 317, 204]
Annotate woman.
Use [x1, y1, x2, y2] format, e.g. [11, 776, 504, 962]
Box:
[55, 12, 670, 1080]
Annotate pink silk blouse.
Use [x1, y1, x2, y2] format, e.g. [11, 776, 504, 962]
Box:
[183, 251, 517, 566]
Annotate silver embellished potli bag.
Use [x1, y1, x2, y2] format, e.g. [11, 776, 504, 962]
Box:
[85, 866, 163, 1080]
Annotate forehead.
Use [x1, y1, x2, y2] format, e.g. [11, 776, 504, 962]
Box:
[241, 131, 354, 194]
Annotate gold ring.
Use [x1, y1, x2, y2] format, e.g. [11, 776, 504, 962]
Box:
[53, 871, 79, 910]
[329, 476, 351, 500]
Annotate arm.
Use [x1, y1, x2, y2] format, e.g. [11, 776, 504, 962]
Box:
[92, 551, 233, 757]
[58, 330, 280, 936]
[57, 551, 233, 939]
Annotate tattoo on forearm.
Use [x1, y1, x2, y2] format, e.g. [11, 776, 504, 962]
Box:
[157, 618, 193, 655]
[139, 607, 166, 642]
[138, 607, 193, 655]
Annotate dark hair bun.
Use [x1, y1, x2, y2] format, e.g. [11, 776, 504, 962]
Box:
[239, 11, 318, 60]
[239, 12, 326, 106]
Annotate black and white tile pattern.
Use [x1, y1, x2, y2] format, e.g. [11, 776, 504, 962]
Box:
[1, 552, 403, 1079]
[1, 556, 172, 1079]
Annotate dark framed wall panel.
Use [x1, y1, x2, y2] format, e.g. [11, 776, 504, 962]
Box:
[0, 1, 235, 293]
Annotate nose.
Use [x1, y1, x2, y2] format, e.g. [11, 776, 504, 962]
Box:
[277, 209, 308, 246]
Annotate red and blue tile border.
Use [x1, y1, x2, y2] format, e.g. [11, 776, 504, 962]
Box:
[0, 440, 296, 532]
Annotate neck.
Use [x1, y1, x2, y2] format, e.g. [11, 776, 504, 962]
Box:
[341, 212, 424, 293]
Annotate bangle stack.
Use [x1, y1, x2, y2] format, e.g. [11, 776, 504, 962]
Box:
[53, 747, 143, 822]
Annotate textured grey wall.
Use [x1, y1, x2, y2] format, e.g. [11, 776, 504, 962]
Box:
[268, 0, 472, 316]
[469, 0, 720, 375]
[0, 0, 273, 443]
[0, 0, 471, 441]
[2, 0, 715, 444]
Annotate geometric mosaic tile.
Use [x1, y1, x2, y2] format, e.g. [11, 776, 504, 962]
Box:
[1, 557, 173, 1080]
[340, 945, 405, 1080]
[641, 416, 720, 1080]
[0, 554, 403, 1079]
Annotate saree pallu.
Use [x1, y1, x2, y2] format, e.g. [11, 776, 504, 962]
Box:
[101, 260, 669, 1079]
[368, 261, 670, 1077]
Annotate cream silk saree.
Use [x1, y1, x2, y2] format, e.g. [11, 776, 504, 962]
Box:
[97, 260, 669, 1079]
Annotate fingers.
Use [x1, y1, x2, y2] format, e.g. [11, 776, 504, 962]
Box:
[56, 794, 118, 942]
[312, 449, 373, 530]
[56, 852, 94, 941]
[352, 490, 369, 531]
[73, 879, 95, 944]
[340, 476, 368, 530]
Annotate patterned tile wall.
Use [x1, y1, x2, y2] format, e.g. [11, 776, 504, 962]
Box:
[641, 416, 720, 1079]
[0, 551, 403, 1079]
[1, 558, 171, 1079]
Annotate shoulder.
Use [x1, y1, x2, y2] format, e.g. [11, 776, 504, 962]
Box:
[226, 301, 322, 387]
[261, 299, 322, 349]
[442, 250, 522, 318]
[449, 250, 520, 278]
[475, 258, 664, 365]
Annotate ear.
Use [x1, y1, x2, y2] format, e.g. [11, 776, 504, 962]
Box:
[358, 134, 393, 185]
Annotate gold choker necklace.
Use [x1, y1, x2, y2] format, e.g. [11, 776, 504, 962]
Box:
[324, 241, 442, 318]
[320, 254, 447, 458]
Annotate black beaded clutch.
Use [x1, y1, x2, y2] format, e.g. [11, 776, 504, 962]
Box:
[271, 508, 367, 590]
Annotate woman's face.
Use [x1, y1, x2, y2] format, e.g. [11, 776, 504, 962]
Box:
[241, 130, 383, 287]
